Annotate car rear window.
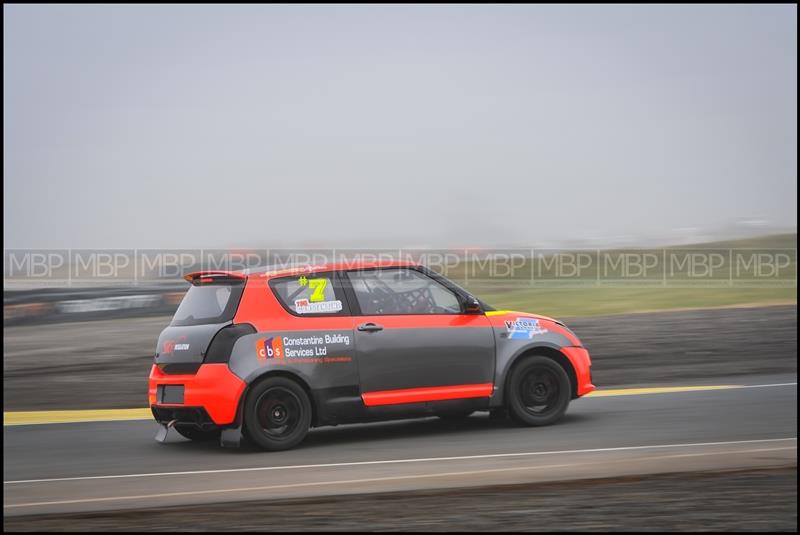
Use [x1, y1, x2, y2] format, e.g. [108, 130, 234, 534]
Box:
[270, 274, 347, 316]
[170, 281, 245, 326]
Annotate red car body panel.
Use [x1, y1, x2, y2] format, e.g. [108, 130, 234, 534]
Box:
[362, 383, 495, 406]
[561, 346, 594, 396]
[149, 363, 245, 425]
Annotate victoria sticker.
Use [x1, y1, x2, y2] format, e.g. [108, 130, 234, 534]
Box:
[505, 317, 548, 339]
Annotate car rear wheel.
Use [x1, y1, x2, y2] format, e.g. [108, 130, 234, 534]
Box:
[173, 424, 221, 442]
[507, 356, 571, 426]
[244, 377, 312, 451]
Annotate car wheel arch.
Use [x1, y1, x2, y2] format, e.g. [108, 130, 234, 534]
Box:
[242, 369, 319, 427]
[501, 345, 579, 403]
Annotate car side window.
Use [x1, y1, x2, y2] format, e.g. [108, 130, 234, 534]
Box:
[345, 268, 462, 315]
[270, 273, 348, 316]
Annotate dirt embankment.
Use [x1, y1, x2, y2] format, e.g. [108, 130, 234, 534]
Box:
[3, 305, 797, 411]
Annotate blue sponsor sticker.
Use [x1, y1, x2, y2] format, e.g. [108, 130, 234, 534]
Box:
[504, 317, 548, 339]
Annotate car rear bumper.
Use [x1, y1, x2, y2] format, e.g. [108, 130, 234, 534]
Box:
[560, 346, 595, 397]
[151, 406, 216, 427]
[148, 363, 245, 425]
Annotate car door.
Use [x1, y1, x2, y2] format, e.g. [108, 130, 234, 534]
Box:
[343, 267, 496, 405]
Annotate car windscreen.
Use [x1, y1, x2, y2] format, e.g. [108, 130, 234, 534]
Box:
[170, 281, 245, 326]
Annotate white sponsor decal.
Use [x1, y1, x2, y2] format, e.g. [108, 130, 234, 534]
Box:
[294, 299, 343, 314]
[279, 332, 352, 357]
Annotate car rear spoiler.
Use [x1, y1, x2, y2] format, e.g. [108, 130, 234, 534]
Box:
[183, 271, 247, 285]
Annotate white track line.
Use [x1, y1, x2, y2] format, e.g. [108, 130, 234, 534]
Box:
[5, 445, 796, 509]
[4, 437, 796, 485]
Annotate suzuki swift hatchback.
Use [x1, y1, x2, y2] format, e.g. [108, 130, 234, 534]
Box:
[149, 260, 594, 450]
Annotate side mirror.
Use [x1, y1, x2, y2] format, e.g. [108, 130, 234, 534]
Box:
[462, 294, 483, 315]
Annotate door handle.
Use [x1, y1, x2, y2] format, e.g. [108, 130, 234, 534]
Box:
[357, 322, 384, 332]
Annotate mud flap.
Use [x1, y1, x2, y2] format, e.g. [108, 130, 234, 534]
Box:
[220, 426, 243, 448]
[155, 419, 177, 443]
[489, 408, 508, 420]
[154, 424, 170, 443]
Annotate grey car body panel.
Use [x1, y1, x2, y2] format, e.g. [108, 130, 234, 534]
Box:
[354, 326, 496, 393]
[228, 329, 360, 425]
[229, 329, 358, 387]
[225, 323, 497, 425]
[154, 321, 232, 365]
[222, 315, 574, 422]
[487, 323, 574, 406]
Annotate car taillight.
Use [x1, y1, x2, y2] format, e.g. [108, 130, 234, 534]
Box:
[204, 323, 257, 364]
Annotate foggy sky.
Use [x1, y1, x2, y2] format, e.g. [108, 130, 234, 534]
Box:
[3, 4, 797, 249]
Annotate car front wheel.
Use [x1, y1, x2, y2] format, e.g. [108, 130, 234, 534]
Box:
[507, 356, 571, 426]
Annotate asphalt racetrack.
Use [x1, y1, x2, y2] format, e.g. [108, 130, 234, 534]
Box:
[4, 378, 797, 525]
[3, 305, 797, 530]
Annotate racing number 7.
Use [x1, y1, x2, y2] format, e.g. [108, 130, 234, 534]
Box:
[308, 278, 327, 302]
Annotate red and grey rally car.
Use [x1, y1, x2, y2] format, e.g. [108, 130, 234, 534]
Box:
[149, 260, 594, 450]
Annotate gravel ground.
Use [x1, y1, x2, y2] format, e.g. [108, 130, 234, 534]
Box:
[4, 467, 796, 532]
[569, 304, 797, 386]
[3, 305, 796, 411]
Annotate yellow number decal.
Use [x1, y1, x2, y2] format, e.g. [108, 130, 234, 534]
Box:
[308, 278, 327, 302]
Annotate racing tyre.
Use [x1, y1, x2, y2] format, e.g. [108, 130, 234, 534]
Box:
[244, 377, 312, 451]
[507, 356, 571, 426]
[173, 424, 221, 442]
